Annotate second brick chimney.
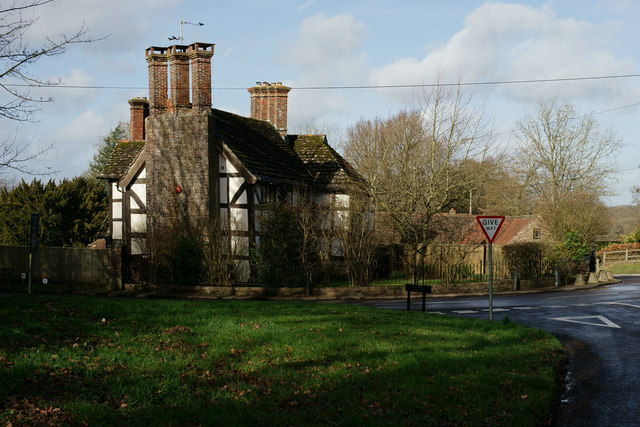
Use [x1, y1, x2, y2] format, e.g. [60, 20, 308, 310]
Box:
[248, 82, 291, 137]
[128, 97, 149, 141]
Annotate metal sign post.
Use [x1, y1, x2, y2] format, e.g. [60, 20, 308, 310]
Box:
[28, 213, 40, 295]
[476, 216, 505, 321]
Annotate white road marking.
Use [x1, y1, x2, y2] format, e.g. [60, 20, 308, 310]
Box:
[609, 302, 640, 309]
[429, 311, 446, 315]
[543, 305, 568, 308]
[426, 300, 487, 305]
[453, 310, 479, 314]
[481, 308, 510, 312]
[549, 315, 621, 329]
[513, 306, 536, 310]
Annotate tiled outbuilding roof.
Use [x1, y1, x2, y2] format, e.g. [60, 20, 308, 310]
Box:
[98, 141, 145, 180]
[432, 214, 541, 246]
[290, 134, 365, 191]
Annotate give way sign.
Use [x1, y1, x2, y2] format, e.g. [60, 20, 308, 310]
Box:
[476, 216, 505, 244]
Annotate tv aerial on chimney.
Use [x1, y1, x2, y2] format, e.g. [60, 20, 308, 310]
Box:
[168, 20, 204, 43]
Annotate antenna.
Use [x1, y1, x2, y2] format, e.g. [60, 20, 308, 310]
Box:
[168, 20, 205, 43]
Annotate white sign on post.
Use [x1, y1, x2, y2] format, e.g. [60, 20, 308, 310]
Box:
[476, 215, 506, 321]
[476, 216, 505, 244]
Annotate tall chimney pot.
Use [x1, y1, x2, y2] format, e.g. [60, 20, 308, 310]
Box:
[248, 82, 291, 138]
[128, 98, 149, 141]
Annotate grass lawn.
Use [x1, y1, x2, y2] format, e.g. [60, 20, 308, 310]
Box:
[0, 295, 565, 426]
[607, 262, 640, 275]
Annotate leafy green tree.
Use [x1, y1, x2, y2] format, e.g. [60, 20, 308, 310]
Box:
[87, 121, 129, 182]
[0, 177, 107, 247]
[552, 231, 591, 263]
[0, 179, 49, 245]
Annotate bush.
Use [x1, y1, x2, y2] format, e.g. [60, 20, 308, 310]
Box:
[170, 234, 204, 285]
[145, 223, 242, 286]
[598, 242, 640, 255]
[622, 225, 640, 243]
[552, 231, 590, 262]
[254, 203, 304, 287]
[503, 242, 549, 278]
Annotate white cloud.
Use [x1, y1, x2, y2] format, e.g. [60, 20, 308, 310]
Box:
[298, 0, 315, 11]
[40, 103, 129, 178]
[281, 13, 368, 124]
[281, 13, 368, 74]
[369, 2, 639, 104]
[23, 0, 181, 53]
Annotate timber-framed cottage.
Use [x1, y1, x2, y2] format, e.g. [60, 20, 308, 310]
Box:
[99, 42, 363, 282]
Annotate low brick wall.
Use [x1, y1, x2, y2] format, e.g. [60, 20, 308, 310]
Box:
[124, 276, 561, 299]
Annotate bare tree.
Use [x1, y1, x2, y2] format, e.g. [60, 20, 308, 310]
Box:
[1, 1, 100, 174]
[514, 98, 622, 204]
[1, 0, 99, 121]
[536, 190, 610, 245]
[0, 128, 50, 174]
[343, 84, 495, 284]
[633, 184, 640, 208]
[333, 190, 378, 287]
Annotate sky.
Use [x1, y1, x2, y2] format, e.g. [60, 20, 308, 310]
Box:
[2, 0, 640, 206]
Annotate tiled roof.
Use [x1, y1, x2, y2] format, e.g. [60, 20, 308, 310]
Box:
[212, 109, 311, 184]
[492, 216, 537, 245]
[98, 141, 145, 180]
[290, 134, 365, 191]
[98, 110, 359, 192]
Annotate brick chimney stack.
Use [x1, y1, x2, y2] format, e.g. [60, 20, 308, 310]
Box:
[128, 97, 149, 141]
[188, 43, 214, 111]
[145, 46, 169, 116]
[146, 43, 215, 115]
[248, 82, 291, 137]
[167, 45, 190, 113]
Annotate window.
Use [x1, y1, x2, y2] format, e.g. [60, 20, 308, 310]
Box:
[533, 228, 541, 239]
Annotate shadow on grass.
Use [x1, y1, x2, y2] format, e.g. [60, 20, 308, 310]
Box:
[0, 295, 564, 426]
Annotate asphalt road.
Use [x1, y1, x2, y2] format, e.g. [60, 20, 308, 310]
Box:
[347, 277, 640, 426]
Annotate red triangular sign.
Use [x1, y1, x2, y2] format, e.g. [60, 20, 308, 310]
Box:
[476, 216, 505, 244]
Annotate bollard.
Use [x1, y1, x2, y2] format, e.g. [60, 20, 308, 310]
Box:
[598, 270, 607, 282]
[513, 266, 518, 291]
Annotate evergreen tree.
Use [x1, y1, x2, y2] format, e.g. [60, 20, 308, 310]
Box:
[87, 122, 129, 182]
[0, 177, 107, 247]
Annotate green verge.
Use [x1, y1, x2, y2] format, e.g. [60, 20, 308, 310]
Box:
[0, 295, 565, 426]
[607, 262, 640, 274]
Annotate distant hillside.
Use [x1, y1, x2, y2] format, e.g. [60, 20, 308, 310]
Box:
[606, 205, 640, 240]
